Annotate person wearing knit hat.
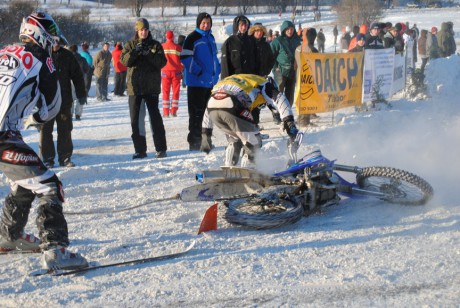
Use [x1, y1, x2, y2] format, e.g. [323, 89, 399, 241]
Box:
[180, 12, 220, 151]
[365, 22, 384, 49]
[161, 30, 183, 117]
[135, 18, 149, 31]
[120, 17, 168, 159]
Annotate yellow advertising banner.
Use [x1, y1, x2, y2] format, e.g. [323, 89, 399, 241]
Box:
[295, 52, 364, 114]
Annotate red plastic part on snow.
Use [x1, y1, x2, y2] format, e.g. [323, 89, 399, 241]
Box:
[198, 203, 218, 234]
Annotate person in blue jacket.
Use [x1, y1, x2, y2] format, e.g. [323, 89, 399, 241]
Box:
[180, 12, 221, 151]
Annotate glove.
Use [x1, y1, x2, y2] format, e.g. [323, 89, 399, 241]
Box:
[272, 111, 282, 125]
[283, 118, 299, 141]
[135, 42, 150, 55]
[135, 42, 144, 54]
[78, 97, 87, 105]
[287, 130, 303, 167]
[200, 128, 214, 154]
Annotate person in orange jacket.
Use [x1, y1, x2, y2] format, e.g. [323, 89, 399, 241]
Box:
[112, 41, 128, 96]
[161, 30, 184, 117]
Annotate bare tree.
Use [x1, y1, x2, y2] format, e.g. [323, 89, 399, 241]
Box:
[175, 0, 188, 16]
[131, 0, 145, 17]
[0, 1, 36, 45]
[336, 0, 384, 27]
[238, 0, 250, 14]
[276, 0, 290, 13]
[209, 0, 226, 15]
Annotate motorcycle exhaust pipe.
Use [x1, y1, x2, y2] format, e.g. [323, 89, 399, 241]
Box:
[196, 168, 252, 184]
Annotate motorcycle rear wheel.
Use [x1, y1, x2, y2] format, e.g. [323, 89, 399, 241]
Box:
[356, 167, 433, 205]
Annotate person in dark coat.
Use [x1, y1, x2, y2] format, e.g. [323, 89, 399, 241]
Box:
[384, 27, 401, 52]
[248, 23, 280, 125]
[67, 44, 90, 120]
[220, 15, 257, 78]
[39, 41, 87, 168]
[120, 18, 168, 159]
[365, 23, 384, 49]
[317, 28, 326, 53]
[437, 22, 456, 57]
[333, 25, 339, 45]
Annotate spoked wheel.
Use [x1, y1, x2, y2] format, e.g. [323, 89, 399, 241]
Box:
[356, 167, 433, 205]
[224, 188, 304, 229]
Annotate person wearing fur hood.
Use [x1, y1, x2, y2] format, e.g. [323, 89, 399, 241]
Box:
[248, 23, 280, 125]
[248, 23, 275, 77]
[220, 15, 257, 78]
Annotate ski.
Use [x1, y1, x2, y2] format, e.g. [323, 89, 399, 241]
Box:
[0, 250, 40, 255]
[31, 240, 196, 277]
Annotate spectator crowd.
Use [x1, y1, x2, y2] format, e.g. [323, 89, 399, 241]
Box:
[32, 12, 457, 165]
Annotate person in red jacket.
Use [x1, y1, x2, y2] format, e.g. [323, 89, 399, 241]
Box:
[112, 41, 128, 96]
[161, 31, 184, 117]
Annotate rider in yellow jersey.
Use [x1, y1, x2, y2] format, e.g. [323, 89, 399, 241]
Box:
[201, 74, 298, 167]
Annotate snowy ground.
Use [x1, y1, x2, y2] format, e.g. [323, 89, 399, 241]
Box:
[0, 5, 459, 307]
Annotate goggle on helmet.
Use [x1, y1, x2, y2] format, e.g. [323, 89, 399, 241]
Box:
[19, 12, 66, 55]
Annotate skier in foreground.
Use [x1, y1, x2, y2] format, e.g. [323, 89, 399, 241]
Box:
[0, 12, 88, 270]
[201, 74, 299, 167]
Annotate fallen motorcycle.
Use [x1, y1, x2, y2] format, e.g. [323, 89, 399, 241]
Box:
[181, 149, 434, 229]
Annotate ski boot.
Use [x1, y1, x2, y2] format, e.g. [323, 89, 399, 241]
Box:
[42, 246, 88, 270]
[0, 232, 41, 253]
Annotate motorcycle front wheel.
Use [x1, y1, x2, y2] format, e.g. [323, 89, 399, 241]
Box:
[224, 189, 304, 229]
[356, 167, 433, 205]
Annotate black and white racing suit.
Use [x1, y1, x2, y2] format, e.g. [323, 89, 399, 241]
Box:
[0, 43, 69, 249]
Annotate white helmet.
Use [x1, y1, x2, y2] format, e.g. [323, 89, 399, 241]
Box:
[19, 12, 64, 55]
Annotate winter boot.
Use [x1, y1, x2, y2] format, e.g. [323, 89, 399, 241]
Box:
[155, 151, 167, 158]
[0, 232, 41, 253]
[42, 246, 88, 270]
[132, 152, 147, 159]
[59, 158, 75, 167]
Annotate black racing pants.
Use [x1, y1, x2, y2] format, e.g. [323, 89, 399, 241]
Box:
[187, 86, 211, 148]
[128, 94, 167, 154]
[0, 131, 68, 248]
